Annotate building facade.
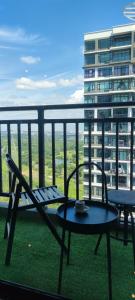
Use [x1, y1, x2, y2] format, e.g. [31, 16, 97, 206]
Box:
[84, 24, 135, 199]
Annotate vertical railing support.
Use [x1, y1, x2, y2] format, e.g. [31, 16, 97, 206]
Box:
[38, 108, 45, 187]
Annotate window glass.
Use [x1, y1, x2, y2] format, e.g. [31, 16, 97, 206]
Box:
[84, 148, 94, 157]
[132, 108, 135, 117]
[98, 67, 112, 77]
[113, 79, 130, 90]
[114, 65, 129, 76]
[97, 123, 111, 132]
[112, 49, 131, 62]
[98, 52, 111, 63]
[95, 187, 102, 197]
[85, 54, 95, 65]
[112, 94, 129, 102]
[97, 80, 111, 91]
[84, 68, 95, 78]
[84, 82, 95, 92]
[85, 40, 95, 51]
[97, 95, 112, 103]
[119, 150, 129, 160]
[133, 65, 135, 74]
[97, 109, 111, 118]
[112, 34, 131, 47]
[113, 108, 128, 117]
[98, 38, 110, 49]
[84, 96, 95, 104]
[85, 110, 94, 118]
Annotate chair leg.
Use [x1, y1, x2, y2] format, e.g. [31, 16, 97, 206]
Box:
[5, 207, 18, 266]
[106, 232, 112, 300]
[57, 228, 66, 294]
[123, 209, 129, 246]
[4, 196, 13, 239]
[67, 231, 71, 265]
[130, 212, 135, 271]
[94, 234, 103, 255]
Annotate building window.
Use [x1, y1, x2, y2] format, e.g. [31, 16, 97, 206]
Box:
[97, 149, 102, 158]
[97, 122, 111, 132]
[118, 177, 127, 186]
[97, 109, 111, 118]
[98, 67, 112, 77]
[84, 82, 95, 92]
[112, 49, 131, 62]
[85, 54, 95, 65]
[98, 38, 110, 49]
[95, 187, 102, 197]
[84, 174, 94, 182]
[84, 96, 95, 104]
[112, 94, 129, 102]
[84, 148, 94, 157]
[113, 79, 130, 90]
[85, 110, 94, 119]
[98, 52, 111, 64]
[84, 68, 95, 78]
[113, 108, 128, 118]
[119, 150, 129, 160]
[133, 65, 135, 73]
[97, 80, 111, 91]
[97, 95, 112, 103]
[85, 40, 95, 51]
[112, 34, 131, 47]
[114, 65, 129, 76]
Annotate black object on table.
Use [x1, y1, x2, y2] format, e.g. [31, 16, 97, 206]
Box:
[57, 199, 118, 300]
[108, 189, 135, 269]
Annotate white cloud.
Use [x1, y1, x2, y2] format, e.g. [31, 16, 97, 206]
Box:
[16, 77, 56, 90]
[20, 56, 41, 64]
[66, 88, 83, 104]
[58, 75, 83, 87]
[0, 27, 42, 44]
[15, 74, 83, 90]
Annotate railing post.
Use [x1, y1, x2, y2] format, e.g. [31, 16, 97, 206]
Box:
[38, 108, 45, 187]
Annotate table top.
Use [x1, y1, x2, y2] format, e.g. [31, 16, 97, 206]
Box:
[57, 200, 118, 234]
[108, 190, 135, 206]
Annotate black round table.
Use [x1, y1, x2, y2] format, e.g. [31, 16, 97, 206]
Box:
[57, 200, 118, 300]
[57, 200, 118, 234]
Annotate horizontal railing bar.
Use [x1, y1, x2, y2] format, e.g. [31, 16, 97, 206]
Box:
[43, 117, 135, 123]
[0, 120, 38, 124]
[0, 117, 134, 125]
[0, 101, 135, 112]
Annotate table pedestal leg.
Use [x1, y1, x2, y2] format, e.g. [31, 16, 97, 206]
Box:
[106, 232, 112, 300]
[57, 228, 66, 294]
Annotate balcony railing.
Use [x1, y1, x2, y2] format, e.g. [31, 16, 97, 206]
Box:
[1, 102, 135, 200]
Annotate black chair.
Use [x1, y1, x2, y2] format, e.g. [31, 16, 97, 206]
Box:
[65, 161, 108, 265]
[4, 153, 67, 265]
[95, 189, 135, 270]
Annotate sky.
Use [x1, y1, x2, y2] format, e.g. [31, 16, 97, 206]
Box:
[0, 0, 133, 108]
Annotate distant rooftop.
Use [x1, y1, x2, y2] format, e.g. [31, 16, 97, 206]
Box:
[84, 23, 135, 40]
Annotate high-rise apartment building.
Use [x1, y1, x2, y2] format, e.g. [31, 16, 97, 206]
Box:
[84, 24, 135, 199]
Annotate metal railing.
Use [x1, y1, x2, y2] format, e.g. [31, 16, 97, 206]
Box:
[0, 102, 135, 200]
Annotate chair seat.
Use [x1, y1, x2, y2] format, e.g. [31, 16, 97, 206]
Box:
[19, 186, 65, 210]
[108, 190, 135, 207]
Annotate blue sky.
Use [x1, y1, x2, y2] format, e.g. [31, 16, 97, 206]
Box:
[0, 0, 133, 107]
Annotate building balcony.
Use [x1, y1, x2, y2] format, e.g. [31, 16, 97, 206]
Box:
[0, 103, 134, 299]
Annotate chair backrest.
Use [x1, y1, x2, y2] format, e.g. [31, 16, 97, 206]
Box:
[66, 162, 108, 204]
[6, 153, 43, 209]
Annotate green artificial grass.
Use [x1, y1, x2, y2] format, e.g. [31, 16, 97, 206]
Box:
[0, 214, 134, 300]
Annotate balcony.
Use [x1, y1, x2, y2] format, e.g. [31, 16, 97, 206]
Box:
[0, 103, 134, 299]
